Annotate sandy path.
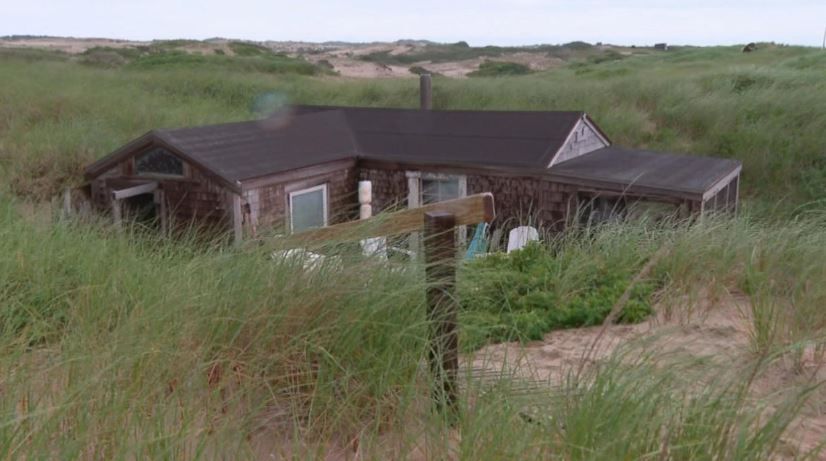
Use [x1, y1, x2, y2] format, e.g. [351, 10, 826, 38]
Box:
[467, 292, 826, 457]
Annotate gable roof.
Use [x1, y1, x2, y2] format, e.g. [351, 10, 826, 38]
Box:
[85, 105, 597, 185]
[84, 105, 740, 202]
[293, 105, 594, 168]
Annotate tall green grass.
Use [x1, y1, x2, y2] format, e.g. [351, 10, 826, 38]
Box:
[0, 194, 823, 458]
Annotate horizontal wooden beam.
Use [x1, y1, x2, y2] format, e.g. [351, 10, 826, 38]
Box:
[278, 193, 495, 247]
[112, 181, 158, 200]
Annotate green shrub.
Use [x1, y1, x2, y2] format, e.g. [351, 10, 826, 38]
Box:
[228, 41, 272, 57]
[459, 241, 658, 349]
[468, 60, 532, 77]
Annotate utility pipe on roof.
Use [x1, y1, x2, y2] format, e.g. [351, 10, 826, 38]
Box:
[420, 74, 432, 110]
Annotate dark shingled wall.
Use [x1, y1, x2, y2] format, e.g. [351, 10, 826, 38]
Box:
[359, 168, 410, 213]
[467, 175, 573, 232]
[360, 166, 575, 232]
[249, 166, 359, 233]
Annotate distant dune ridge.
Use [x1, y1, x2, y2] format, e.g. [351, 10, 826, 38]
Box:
[0, 35, 680, 78]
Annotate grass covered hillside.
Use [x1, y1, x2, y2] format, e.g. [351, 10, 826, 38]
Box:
[1, 42, 825, 458]
[1, 43, 825, 211]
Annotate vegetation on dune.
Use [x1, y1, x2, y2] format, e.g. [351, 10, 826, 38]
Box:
[467, 60, 533, 77]
[2, 43, 825, 209]
[76, 41, 325, 76]
[358, 41, 604, 66]
[0, 41, 825, 458]
[460, 240, 657, 349]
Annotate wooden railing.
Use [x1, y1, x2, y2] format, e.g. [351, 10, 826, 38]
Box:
[279, 192, 494, 247]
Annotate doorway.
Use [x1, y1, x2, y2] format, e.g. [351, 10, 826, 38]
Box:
[122, 193, 158, 228]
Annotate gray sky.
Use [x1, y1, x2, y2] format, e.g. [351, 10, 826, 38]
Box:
[3, 0, 825, 47]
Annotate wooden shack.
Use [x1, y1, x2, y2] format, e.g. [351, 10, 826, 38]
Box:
[83, 80, 741, 242]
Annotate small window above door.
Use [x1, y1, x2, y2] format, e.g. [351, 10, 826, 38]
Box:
[135, 148, 184, 177]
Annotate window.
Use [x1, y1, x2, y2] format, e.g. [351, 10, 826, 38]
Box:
[135, 148, 184, 176]
[421, 177, 461, 204]
[289, 184, 328, 232]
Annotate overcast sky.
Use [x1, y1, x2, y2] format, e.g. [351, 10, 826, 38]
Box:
[3, 0, 825, 47]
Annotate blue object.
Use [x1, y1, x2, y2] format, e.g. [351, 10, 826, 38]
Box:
[464, 223, 488, 260]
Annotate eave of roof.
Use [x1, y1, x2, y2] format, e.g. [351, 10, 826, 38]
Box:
[548, 146, 743, 200]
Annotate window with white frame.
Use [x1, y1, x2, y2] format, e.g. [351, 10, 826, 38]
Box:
[289, 184, 328, 232]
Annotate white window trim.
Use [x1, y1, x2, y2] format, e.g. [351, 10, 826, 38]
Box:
[288, 184, 328, 233]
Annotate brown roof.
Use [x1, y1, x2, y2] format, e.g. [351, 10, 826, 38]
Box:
[85, 106, 591, 184]
[550, 146, 742, 199]
[294, 105, 590, 168]
[85, 106, 739, 200]
[157, 110, 357, 183]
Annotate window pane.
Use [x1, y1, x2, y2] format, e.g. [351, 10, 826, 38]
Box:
[422, 178, 460, 204]
[136, 148, 184, 176]
[291, 189, 325, 232]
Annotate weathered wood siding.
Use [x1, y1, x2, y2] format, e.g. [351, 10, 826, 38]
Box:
[89, 158, 232, 229]
[467, 175, 575, 231]
[552, 118, 609, 166]
[244, 166, 359, 233]
[360, 166, 576, 232]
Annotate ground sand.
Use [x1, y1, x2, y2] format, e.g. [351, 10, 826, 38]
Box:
[470, 291, 826, 458]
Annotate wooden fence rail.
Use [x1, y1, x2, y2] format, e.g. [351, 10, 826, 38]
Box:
[279, 192, 495, 247]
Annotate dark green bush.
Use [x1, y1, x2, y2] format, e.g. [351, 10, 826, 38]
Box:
[459, 242, 658, 350]
[468, 60, 532, 77]
[228, 41, 271, 57]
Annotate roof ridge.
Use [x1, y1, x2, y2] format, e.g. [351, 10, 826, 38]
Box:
[292, 104, 586, 115]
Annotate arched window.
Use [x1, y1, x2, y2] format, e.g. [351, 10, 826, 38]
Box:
[135, 147, 184, 176]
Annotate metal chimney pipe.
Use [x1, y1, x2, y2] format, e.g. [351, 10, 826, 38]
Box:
[420, 74, 432, 110]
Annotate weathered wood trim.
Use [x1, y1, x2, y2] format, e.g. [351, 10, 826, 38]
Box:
[151, 136, 243, 194]
[240, 158, 357, 191]
[406, 171, 421, 208]
[111, 198, 122, 230]
[231, 193, 243, 245]
[287, 183, 329, 233]
[112, 181, 158, 200]
[548, 116, 611, 167]
[278, 193, 494, 247]
[548, 116, 582, 168]
[583, 115, 612, 146]
[84, 133, 154, 179]
[734, 176, 740, 215]
[701, 165, 742, 202]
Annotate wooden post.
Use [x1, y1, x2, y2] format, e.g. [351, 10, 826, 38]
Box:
[62, 187, 72, 220]
[111, 198, 122, 231]
[231, 193, 243, 245]
[423, 211, 459, 419]
[420, 74, 432, 110]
